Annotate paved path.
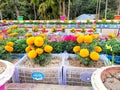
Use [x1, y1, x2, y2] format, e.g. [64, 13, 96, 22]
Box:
[5, 83, 92, 90]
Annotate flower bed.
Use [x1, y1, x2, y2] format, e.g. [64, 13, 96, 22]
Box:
[13, 54, 63, 84]
[62, 54, 108, 86]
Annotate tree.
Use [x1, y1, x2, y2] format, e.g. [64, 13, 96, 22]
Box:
[30, 0, 39, 20]
[38, 0, 59, 19]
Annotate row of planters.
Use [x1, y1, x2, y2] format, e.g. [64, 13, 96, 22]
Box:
[0, 25, 119, 88]
[16, 23, 120, 29]
[1, 19, 120, 29]
[12, 34, 109, 86]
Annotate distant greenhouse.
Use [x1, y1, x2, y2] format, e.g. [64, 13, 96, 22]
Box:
[76, 14, 96, 20]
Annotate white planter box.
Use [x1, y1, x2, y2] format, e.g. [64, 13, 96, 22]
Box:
[13, 54, 63, 84]
[63, 54, 108, 86]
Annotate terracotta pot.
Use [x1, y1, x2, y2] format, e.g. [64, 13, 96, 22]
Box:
[91, 65, 120, 90]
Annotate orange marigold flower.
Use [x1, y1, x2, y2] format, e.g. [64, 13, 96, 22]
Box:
[34, 36, 44, 47]
[94, 46, 102, 53]
[26, 37, 35, 45]
[73, 46, 80, 53]
[90, 52, 100, 61]
[79, 49, 89, 58]
[28, 50, 37, 59]
[5, 45, 13, 52]
[6, 42, 14, 47]
[36, 48, 43, 55]
[77, 34, 84, 43]
[44, 45, 53, 53]
[25, 46, 31, 53]
[84, 35, 93, 44]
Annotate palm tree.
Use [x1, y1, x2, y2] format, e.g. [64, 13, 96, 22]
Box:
[30, 0, 39, 20]
[38, 0, 59, 19]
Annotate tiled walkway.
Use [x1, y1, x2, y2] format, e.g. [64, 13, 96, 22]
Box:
[5, 83, 92, 90]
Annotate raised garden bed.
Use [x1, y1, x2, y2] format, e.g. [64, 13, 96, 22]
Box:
[13, 54, 63, 84]
[63, 54, 108, 86]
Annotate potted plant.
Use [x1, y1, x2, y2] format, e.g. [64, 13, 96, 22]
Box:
[62, 34, 108, 86]
[13, 36, 63, 84]
[98, 38, 120, 64]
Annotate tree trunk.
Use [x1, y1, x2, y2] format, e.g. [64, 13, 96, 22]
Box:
[67, 0, 70, 20]
[59, 0, 61, 16]
[117, 0, 120, 15]
[62, 1, 65, 16]
[0, 11, 2, 20]
[105, 0, 108, 18]
[33, 4, 37, 20]
[14, 5, 19, 19]
[98, 0, 101, 19]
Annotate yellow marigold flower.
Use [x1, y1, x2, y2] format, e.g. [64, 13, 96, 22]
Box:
[79, 49, 89, 58]
[91, 34, 99, 39]
[73, 46, 80, 53]
[0, 36, 3, 41]
[40, 34, 46, 40]
[36, 48, 43, 55]
[84, 35, 93, 44]
[77, 34, 84, 43]
[90, 52, 100, 61]
[28, 50, 37, 59]
[94, 46, 102, 53]
[32, 26, 38, 32]
[34, 36, 44, 47]
[25, 46, 31, 53]
[26, 37, 35, 45]
[5, 45, 13, 52]
[25, 33, 32, 37]
[44, 45, 53, 53]
[108, 33, 115, 38]
[6, 42, 14, 47]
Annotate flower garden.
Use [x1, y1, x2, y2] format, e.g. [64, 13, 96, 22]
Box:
[0, 19, 120, 90]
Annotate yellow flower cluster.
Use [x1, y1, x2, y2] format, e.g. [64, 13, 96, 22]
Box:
[10, 25, 18, 30]
[51, 26, 56, 32]
[73, 46, 80, 53]
[73, 34, 102, 62]
[0, 36, 3, 41]
[77, 34, 93, 44]
[84, 35, 93, 44]
[79, 49, 89, 58]
[90, 52, 99, 61]
[24, 26, 28, 31]
[70, 28, 76, 33]
[25, 33, 32, 37]
[8, 32, 18, 37]
[108, 33, 115, 38]
[32, 26, 39, 32]
[26, 36, 53, 59]
[94, 46, 102, 53]
[5, 42, 14, 52]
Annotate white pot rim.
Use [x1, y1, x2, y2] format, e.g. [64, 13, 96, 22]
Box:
[91, 65, 120, 90]
[0, 60, 14, 86]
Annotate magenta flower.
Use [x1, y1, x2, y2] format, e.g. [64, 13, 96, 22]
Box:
[62, 35, 77, 42]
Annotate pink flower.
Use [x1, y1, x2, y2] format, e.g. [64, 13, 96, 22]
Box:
[2, 29, 7, 33]
[62, 35, 77, 42]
